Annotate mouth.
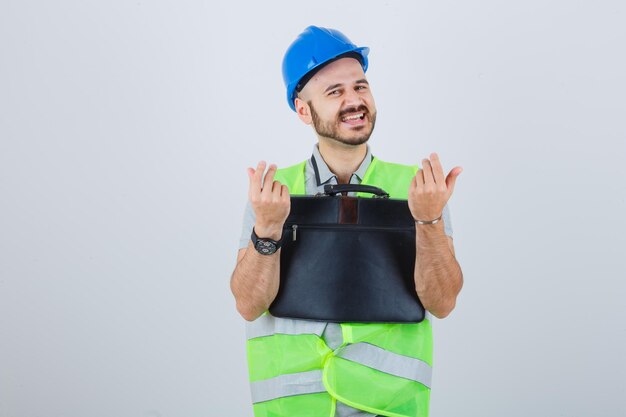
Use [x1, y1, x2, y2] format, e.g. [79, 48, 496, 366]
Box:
[340, 112, 367, 126]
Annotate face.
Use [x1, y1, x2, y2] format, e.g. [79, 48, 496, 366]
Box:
[296, 58, 377, 146]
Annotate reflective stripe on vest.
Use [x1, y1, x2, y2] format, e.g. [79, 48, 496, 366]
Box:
[249, 342, 433, 404]
[323, 323, 343, 350]
[246, 313, 327, 339]
[335, 401, 378, 417]
[336, 343, 432, 389]
[246, 314, 345, 349]
[251, 370, 326, 403]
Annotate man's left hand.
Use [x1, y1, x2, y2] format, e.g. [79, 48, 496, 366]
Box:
[408, 153, 462, 222]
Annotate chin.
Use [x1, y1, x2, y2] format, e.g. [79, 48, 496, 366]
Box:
[341, 128, 373, 145]
[336, 136, 370, 146]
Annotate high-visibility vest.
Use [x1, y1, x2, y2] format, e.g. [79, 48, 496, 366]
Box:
[247, 157, 433, 417]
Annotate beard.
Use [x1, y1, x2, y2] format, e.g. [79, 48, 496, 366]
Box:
[309, 101, 377, 146]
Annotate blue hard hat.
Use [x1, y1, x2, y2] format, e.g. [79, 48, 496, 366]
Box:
[282, 25, 370, 112]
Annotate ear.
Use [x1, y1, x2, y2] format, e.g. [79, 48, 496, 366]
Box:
[294, 97, 312, 125]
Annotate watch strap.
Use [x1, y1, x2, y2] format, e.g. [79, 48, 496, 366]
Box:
[251, 227, 283, 254]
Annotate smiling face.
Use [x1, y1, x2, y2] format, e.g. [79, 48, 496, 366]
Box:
[294, 57, 377, 146]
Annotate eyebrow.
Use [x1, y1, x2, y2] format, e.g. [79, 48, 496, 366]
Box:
[323, 79, 369, 94]
[324, 83, 342, 94]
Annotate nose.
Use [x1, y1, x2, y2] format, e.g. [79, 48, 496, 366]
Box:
[343, 87, 364, 107]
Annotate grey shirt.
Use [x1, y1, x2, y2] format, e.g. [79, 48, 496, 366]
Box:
[239, 145, 453, 249]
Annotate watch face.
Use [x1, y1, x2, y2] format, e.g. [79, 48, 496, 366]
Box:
[255, 239, 278, 255]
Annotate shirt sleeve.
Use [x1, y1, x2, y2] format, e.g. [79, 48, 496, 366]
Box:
[442, 204, 453, 237]
[238, 201, 256, 250]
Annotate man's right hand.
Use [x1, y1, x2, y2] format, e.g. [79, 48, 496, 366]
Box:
[247, 161, 291, 241]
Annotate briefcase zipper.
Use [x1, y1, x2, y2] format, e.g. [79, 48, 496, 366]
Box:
[286, 223, 413, 242]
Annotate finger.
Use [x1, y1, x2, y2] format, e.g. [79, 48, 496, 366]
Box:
[422, 159, 435, 185]
[271, 180, 283, 201]
[261, 164, 277, 195]
[248, 163, 264, 200]
[414, 167, 425, 189]
[429, 153, 446, 185]
[445, 166, 463, 196]
[281, 184, 290, 203]
[252, 161, 266, 191]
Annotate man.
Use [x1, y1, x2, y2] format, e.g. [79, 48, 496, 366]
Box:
[231, 25, 463, 417]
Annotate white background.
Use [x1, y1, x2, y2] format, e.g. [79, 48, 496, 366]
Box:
[1, 1, 625, 416]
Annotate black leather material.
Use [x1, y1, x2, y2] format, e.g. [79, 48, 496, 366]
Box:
[269, 194, 425, 323]
[323, 183, 389, 198]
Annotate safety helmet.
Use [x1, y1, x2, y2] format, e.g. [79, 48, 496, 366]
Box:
[282, 25, 370, 111]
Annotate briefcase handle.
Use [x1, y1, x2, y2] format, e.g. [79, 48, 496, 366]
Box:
[322, 184, 390, 198]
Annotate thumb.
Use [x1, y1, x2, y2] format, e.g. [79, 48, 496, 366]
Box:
[445, 166, 463, 195]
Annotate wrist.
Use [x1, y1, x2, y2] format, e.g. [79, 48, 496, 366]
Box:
[414, 219, 446, 239]
[413, 213, 443, 225]
[253, 223, 284, 241]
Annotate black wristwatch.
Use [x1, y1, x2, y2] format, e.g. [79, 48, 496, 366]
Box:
[251, 228, 283, 255]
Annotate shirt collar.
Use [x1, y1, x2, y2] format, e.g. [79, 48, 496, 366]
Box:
[310, 144, 373, 186]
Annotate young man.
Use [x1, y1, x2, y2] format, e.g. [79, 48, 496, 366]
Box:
[231, 25, 463, 417]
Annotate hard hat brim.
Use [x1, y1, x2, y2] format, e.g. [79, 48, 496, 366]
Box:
[287, 46, 370, 112]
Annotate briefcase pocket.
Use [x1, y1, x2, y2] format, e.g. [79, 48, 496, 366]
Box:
[270, 224, 425, 323]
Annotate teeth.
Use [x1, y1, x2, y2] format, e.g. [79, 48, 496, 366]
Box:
[342, 113, 364, 121]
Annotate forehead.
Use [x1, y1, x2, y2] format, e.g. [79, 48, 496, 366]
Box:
[305, 57, 367, 92]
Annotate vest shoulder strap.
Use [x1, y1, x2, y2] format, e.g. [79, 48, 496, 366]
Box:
[361, 157, 420, 199]
[274, 161, 307, 195]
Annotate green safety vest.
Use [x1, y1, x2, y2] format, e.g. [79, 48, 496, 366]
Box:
[247, 157, 433, 417]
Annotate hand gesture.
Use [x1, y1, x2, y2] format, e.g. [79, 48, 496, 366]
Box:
[408, 153, 462, 222]
[247, 161, 291, 240]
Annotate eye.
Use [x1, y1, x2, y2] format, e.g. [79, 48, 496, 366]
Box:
[356, 85, 367, 91]
[328, 90, 341, 96]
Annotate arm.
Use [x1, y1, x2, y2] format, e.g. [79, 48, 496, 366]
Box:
[230, 162, 290, 321]
[231, 244, 281, 321]
[409, 153, 464, 318]
[414, 226, 463, 318]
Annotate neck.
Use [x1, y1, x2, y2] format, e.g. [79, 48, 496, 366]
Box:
[317, 138, 367, 184]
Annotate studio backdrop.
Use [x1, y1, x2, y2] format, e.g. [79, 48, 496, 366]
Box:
[1, 1, 625, 417]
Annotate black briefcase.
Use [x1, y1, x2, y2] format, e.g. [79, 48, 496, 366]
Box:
[269, 184, 425, 323]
